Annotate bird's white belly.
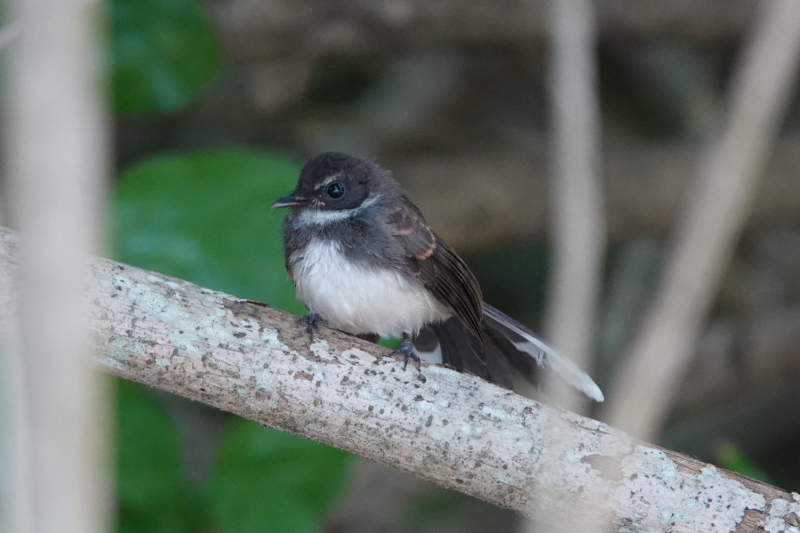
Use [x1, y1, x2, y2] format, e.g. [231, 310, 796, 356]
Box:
[290, 240, 449, 338]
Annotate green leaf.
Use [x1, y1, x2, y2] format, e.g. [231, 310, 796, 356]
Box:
[111, 0, 223, 114]
[112, 148, 305, 314]
[208, 421, 352, 533]
[116, 379, 205, 533]
[716, 441, 773, 484]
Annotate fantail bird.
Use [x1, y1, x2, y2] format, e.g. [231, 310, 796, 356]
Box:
[273, 152, 603, 402]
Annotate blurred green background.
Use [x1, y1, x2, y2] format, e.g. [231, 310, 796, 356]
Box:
[107, 0, 800, 532]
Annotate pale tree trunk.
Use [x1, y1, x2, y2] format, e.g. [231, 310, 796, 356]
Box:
[0, 0, 109, 532]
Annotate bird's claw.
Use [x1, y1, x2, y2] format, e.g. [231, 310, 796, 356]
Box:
[391, 338, 420, 372]
[298, 313, 324, 339]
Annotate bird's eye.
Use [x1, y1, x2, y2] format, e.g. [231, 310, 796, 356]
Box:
[326, 182, 345, 199]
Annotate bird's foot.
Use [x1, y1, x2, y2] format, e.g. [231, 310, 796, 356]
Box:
[391, 338, 420, 371]
[298, 313, 325, 339]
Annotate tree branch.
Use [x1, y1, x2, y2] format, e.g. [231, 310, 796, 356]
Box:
[0, 226, 797, 532]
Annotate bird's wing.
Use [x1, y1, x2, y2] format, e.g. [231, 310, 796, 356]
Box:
[386, 197, 485, 358]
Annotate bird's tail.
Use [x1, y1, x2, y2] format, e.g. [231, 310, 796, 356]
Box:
[412, 303, 604, 402]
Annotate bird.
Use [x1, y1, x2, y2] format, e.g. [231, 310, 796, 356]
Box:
[272, 152, 603, 402]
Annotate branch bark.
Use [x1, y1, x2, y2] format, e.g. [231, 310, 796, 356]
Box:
[1, 227, 797, 532]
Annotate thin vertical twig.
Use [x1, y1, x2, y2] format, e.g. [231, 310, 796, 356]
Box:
[604, 0, 800, 441]
[524, 0, 604, 531]
[1, 0, 110, 532]
[0, 264, 31, 533]
[544, 0, 604, 417]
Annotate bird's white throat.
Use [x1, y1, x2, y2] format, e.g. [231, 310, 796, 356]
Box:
[294, 208, 354, 226]
[294, 195, 382, 227]
[290, 239, 450, 338]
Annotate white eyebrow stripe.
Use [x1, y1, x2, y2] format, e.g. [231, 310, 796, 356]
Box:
[314, 173, 344, 190]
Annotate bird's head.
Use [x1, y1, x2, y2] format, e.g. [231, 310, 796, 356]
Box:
[272, 152, 389, 213]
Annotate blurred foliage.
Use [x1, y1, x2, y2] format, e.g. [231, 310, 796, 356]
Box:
[113, 149, 304, 314]
[465, 244, 549, 325]
[305, 56, 382, 106]
[404, 490, 470, 526]
[116, 381, 352, 533]
[598, 45, 693, 140]
[110, 0, 223, 114]
[210, 422, 352, 533]
[715, 442, 773, 485]
[116, 380, 206, 533]
[112, 149, 354, 530]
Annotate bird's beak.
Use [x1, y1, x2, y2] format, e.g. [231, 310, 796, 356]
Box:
[272, 194, 310, 209]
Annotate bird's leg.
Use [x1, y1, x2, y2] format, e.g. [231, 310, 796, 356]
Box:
[298, 312, 325, 338]
[391, 334, 420, 371]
